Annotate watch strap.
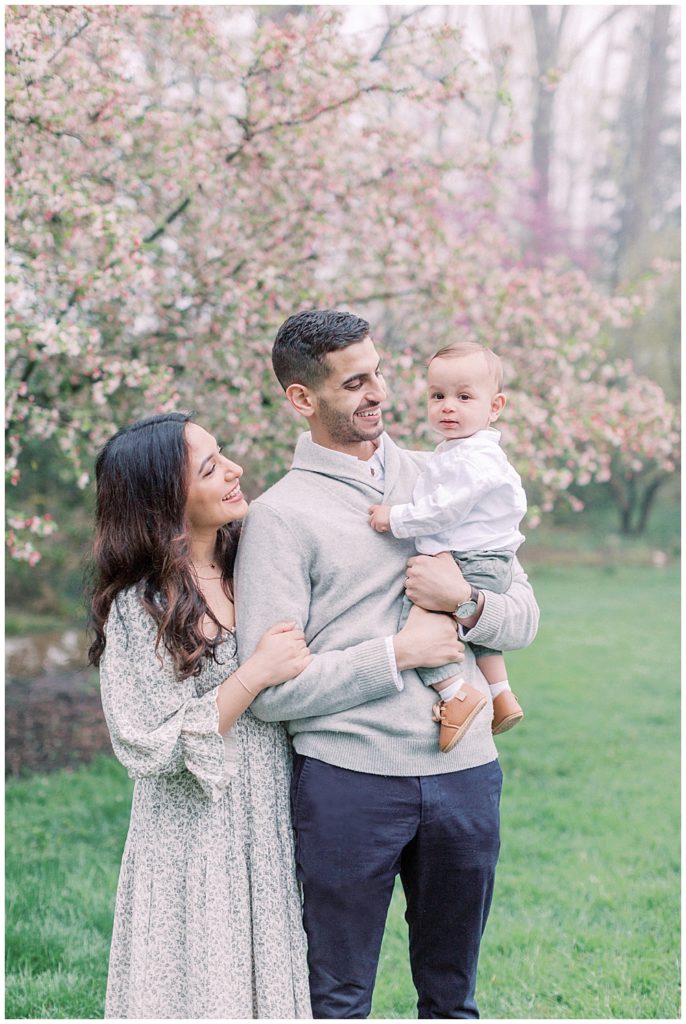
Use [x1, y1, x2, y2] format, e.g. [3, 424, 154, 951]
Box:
[456, 584, 480, 617]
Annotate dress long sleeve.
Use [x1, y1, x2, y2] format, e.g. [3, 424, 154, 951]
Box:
[100, 587, 238, 801]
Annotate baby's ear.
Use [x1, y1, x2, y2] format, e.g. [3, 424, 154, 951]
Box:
[489, 393, 506, 422]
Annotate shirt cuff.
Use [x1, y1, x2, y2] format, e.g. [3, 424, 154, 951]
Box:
[389, 504, 411, 539]
[384, 636, 404, 691]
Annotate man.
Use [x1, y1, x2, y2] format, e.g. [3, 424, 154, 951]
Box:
[235, 309, 539, 1019]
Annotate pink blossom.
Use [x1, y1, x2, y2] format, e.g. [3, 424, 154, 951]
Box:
[4, 5, 679, 560]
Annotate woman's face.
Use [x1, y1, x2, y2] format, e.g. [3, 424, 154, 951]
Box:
[184, 422, 248, 532]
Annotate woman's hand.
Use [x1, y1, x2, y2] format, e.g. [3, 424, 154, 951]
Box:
[240, 621, 312, 691]
[393, 604, 464, 672]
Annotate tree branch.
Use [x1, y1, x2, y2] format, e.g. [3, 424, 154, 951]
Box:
[564, 7, 628, 72]
[370, 6, 429, 62]
[555, 6, 569, 47]
[339, 286, 426, 305]
[6, 113, 86, 146]
[143, 196, 192, 244]
[226, 84, 402, 161]
[46, 16, 91, 66]
[48, 195, 195, 336]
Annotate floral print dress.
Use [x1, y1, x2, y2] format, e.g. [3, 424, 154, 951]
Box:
[100, 587, 311, 1019]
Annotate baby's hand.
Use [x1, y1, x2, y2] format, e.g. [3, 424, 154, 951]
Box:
[369, 504, 392, 533]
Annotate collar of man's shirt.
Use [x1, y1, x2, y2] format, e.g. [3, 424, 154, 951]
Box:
[309, 434, 386, 479]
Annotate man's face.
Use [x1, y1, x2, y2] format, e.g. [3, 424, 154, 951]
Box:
[310, 336, 387, 452]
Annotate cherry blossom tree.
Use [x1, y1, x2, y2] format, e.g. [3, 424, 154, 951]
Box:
[5, 5, 678, 564]
[578, 361, 680, 535]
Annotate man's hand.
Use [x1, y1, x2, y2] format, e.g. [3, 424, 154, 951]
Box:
[405, 551, 473, 613]
[393, 605, 465, 671]
[369, 504, 392, 533]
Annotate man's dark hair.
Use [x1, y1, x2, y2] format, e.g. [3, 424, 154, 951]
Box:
[272, 309, 370, 391]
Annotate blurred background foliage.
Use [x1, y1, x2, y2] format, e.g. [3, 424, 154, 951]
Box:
[5, 4, 680, 627]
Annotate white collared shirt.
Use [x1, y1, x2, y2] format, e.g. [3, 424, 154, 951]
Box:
[315, 435, 386, 485]
[389, 429, 526, 556]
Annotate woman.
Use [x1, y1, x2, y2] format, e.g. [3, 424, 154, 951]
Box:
[88, 412, 312, 1019]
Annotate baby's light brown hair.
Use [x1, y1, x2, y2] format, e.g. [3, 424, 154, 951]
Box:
[428, 341, 504, 392]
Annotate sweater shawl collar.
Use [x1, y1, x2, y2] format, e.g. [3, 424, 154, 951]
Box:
[290, 430, 405, 499]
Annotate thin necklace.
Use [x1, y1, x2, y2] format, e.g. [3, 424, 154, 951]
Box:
[192, 560, 221, 581]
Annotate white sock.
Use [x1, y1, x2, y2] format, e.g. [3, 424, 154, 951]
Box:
[436, 678, 464, 702]
[489, 680, 510, 699]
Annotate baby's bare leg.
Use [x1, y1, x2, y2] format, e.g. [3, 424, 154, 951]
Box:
[474, 653, 508, 689]
[432, 674, 462, 695]
[475, 653, 524, 734]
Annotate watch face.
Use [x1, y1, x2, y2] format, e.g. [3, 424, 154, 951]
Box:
[456, 599, 478, 619]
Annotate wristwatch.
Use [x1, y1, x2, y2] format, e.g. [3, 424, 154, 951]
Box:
[455, 585, 480, 620]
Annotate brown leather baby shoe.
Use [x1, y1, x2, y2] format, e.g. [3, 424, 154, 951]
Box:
[491, 690, 524, 735]
[431, 685, 488, 753]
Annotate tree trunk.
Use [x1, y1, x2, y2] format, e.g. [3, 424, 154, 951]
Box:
[611, 471, 665, 536]
[617, 5, 671, 278]
[529, 5, 559, 259]
[636, 475, 665, 535]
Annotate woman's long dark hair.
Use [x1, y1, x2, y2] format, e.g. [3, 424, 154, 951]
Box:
[87, 412, 240, 679]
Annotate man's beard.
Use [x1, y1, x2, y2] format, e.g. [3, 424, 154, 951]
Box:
[318, 397, 383, 445]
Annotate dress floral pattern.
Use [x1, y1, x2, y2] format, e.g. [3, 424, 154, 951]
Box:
[100, 587, 311, 1019]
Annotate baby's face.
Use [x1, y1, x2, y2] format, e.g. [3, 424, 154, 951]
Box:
[427, 352, 504, 441]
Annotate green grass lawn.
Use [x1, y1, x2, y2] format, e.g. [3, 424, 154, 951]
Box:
[371, 563, 681, 1019]
[5, 564, 680, 1019]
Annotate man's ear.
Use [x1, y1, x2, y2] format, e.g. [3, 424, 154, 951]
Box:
[285, 382, 317, 419]
[489, 393, 506, 423]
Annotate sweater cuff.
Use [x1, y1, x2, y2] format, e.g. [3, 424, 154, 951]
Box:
[351, 637, 401, 700]
[460, 591, 503, 646]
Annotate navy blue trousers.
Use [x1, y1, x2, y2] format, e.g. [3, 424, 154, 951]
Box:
[291, 755, 502, 1019]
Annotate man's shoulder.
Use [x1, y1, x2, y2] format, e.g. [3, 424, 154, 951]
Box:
[251, 469, 300, 510]
[249, 466, 324, 520]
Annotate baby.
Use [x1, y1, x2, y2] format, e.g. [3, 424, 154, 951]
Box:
[369, 341, 527, 753]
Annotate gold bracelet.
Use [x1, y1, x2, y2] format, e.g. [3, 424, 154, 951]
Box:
[234, 671, 257, 696]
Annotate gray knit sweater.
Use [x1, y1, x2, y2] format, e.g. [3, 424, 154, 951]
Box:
[235, 431, 539, 776]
